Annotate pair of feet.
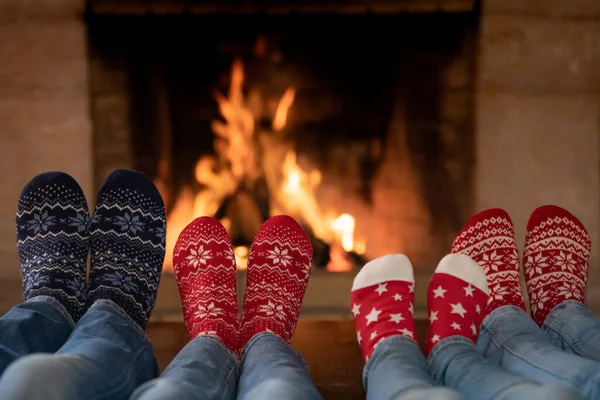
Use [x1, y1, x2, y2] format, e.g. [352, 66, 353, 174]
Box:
[453, 206, 591, 326]
[172, 215, 313, 355]
[16, 170, 166, 328]
[351, 205, 591, 361]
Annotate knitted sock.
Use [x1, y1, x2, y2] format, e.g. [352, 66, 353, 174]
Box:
[16, 172, 90, 321]
[452, 208, 526, 314]
[524, 205, 591, 326]
[173, 217, 239, 354]
[240, 215, 312, 349]
[351, 254, 417, 362]
[88, 169, 166, 329]
[426, 254, 489, 356]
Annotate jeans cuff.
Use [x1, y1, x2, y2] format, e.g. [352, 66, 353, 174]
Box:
[363, 334, 420, 385]
[241, 331, 309, 369]
[89, 299, 148, 339]
[427, 335, 473, 366]
[192, 334, 240, 361]
[26, 295, 75, 328]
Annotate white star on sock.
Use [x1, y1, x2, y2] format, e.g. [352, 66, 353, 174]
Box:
[409, 303, 414, 315]
[471, 323, 477, 336]
[451, 302, 467, 318]
[409, 283, 415, 293]
[370, 331, 378, 340]
[375, 283, 388, 296]
[431, 334, 441, 344]
[366, 307, 381, 325]
[464, 284, 475, 297]
[390, 313, 404, 324]
[399, 328, 414, 338]
[433, 285, 447, 298]
[352, 303, 361, 317]
[429, 310, 438, 323]
[357, 330, 362, 344]
[451, 322, 461, 330]
[475, 304, 481, 314]
[393, 293, 402, 301]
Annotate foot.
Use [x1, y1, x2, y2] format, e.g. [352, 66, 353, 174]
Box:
[351, 254, 417, 362]
[426, 254, 489, 356]
[524, 205, 591, 326]
[16, 172, 90, 321]
[173, 217, 239, 353]
[452, 208, 526, 314]
[240, 215, 312, 349]
[87, 169, 166, 329]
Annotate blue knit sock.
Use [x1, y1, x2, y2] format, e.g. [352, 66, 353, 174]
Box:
[88, 169, 166, 329]
[16, 172, 90, 321]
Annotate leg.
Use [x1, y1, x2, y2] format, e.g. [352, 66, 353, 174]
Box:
[0, 297, 73, 372]
[430, 337, 580, 400]
[239, 216, 321, 399]
[543, 300, 600, 361]
[131, 217, 241, 400]
[352, 254, 464, 399]
[478, 306, 600, 399]
[131, 336, 238, 400]
[0, 300, 157, 400]
[1, 171, 90, 372]
[367, 336, 464, 400]
[238, 333, 321, 400]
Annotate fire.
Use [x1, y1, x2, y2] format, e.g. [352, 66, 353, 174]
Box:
[161, 59, 365, 272]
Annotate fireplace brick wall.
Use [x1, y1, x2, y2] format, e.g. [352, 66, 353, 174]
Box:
[0, 0, 92, 282]
[476, 0, 600, 309]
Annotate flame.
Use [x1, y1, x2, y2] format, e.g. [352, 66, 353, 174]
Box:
[161, 59, 365, 272]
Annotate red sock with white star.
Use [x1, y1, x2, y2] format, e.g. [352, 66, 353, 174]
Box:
[351, 254, 417, 362]
[240, 215, 313, 350]
[173, 217, 239, 354]
[452, 208, 526, 314]
[524, 205, 591, 326]
[426, 254, 489, 357]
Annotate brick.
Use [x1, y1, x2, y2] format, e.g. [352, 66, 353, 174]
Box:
[480, 16, 600, 94]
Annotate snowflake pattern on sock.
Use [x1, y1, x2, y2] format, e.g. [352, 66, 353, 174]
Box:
[524, 205, 591, 326]
[351, 254, 417, 362]
[452, 208, 526, 314]
[16, 172, 90, 321]
[426, 254, 489, 356]
[87, 169, 166, 329]
[173, 217, 239, 354]
[240, 215, 312, 350]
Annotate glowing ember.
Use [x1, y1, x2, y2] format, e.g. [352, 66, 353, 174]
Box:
[160, 59, 366, 272]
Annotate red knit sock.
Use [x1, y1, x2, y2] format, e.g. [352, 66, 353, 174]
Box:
[351, 254, 417, 362]
[173, 217, 239, 354]
[452, 208, 526, 314]
[524, 205, 591, 326]
[426, 254, 489, 356]
[240, 215, 313, 349]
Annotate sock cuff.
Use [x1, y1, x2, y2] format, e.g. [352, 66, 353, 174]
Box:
[352, 254, 414, 291]
[435, 254, 488, 295]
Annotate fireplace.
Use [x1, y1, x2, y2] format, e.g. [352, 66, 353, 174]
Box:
[88, 4, 478, 317]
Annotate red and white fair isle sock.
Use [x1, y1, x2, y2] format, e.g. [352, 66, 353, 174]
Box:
[351, 254, 417, 362]
[452, 208, 526, 314]
[524, 205, 591, 326]
[426, 254, 489, 356]
[173, 217, 239, 354]
[240, 215, 313, 350]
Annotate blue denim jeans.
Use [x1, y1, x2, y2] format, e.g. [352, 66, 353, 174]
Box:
[131, 332, 322, 400]
[0, 298, 157, 400]
[365, 334, 578, 400]
[0, 296, 74, 374]
[478, 304, 600, 400]
[542, 300, 600, 362]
